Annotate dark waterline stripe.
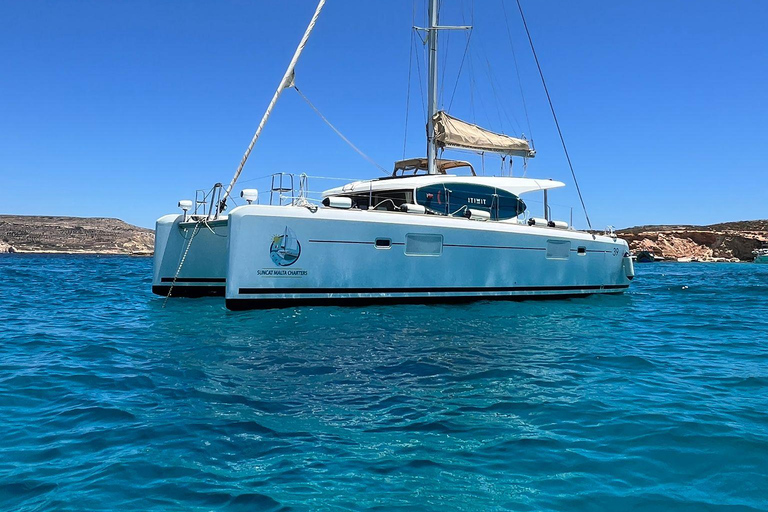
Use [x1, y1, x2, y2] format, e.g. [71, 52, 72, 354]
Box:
[226, 290, 627, 310]
[238, 285, 629, 295]
[160, 277, 226, 283]
[152, 285, 225, 297]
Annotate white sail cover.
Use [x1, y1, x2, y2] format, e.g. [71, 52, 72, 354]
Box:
[433, 111, 535, 158]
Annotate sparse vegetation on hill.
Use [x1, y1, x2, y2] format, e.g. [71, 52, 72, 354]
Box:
[0, 215, 154, 255]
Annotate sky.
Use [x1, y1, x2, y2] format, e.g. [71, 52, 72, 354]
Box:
[1, 0, 766, 229]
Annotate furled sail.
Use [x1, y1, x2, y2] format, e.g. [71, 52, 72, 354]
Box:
[432, 111, 535, 158]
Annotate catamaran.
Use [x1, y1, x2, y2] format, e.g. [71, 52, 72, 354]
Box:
[152, 0, 634, 309]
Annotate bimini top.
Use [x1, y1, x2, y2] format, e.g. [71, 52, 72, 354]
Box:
[393, 158, 476, 176]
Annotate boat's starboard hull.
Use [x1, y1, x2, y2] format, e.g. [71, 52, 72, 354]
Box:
[224, 205, 634, 310]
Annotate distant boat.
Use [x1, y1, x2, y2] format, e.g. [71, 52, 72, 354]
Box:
[753, 246, 768, 264]
[635, 250, 656, 263]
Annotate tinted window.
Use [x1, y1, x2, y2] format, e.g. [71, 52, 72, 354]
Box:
[415, 183, 526, 220]
[405, 234, 443, 256]
[348, 190, 413, 211]
[546, 240, 571, 259]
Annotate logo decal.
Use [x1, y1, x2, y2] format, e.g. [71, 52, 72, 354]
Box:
[270, 226, 301, 266]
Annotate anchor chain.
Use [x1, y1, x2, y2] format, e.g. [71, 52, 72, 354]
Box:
[162, 221, 202, 308]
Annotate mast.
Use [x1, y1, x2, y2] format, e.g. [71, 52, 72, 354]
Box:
[423, 1, 470, 174]
[219, 0, 327, 212]
[426, 0, 439, 175]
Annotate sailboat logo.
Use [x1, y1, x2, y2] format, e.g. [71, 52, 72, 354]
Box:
[270, 226, 301, 266]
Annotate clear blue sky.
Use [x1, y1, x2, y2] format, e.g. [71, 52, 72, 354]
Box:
[1, 0, 766, 229]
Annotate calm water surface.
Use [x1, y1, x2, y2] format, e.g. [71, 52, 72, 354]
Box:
[1, 255, 767, 511]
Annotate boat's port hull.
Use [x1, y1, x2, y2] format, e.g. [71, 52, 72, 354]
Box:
[151, 214, 228, 297]
[224, 205, 634, 310]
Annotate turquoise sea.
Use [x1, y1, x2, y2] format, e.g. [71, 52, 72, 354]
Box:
[1, 255, 766, 511]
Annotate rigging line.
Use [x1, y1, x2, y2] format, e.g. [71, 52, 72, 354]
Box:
[437, 1, 449, 109]
[236, 174, 275, 185]
[483, 55, 515, 134]
[467, 28, 508, 133]
[468, 47, 495, 131]
[462, 2, 477, 122]
[474, 33, 523, 134]
[447, 28, 473, 111]
[436, 0, 443, 105]
[220, 0, 327, 209]
[468, 70, 475, 120]
[500, 0, 533, 142]
[294, 86, 388, 175]
[439, 29, 450, 108]
[515, 0, 592, 230]
[403, 25, 415, 159]
[414, 30, 427, 124]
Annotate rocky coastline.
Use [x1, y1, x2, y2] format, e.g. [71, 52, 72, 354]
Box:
[1, 215, 766, 261]
[617, 220, 768, 262]
[0, 215, 154, 256]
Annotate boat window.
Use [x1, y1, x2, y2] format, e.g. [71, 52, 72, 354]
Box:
[415, 182, 526, 220]
[374, 238, 391, 249]
[347, 190, 413, 211]
[546, 240, 571, 260]
[577, 246, 587, 255]
[405, 234, 443, 256]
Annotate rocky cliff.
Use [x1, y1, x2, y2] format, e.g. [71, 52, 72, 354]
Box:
[1, 215, 765, 260]
[617, 220, 768, 261]
[0, 215, 154, 255]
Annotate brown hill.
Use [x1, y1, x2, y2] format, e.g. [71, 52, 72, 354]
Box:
[617, 220, 768, 261]
[0, 215, 154, 255]
[1, 214, 765, 260]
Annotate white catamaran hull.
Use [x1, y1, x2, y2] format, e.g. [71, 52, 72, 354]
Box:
[152, 214, 228, 297]
[224, 205, 634, 310]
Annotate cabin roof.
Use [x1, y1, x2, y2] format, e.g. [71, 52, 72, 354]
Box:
[322, 174, 566, 198]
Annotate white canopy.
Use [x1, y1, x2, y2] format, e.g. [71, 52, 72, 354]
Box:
[323, 174, 564, 199]
[433, 111, 535, 158]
